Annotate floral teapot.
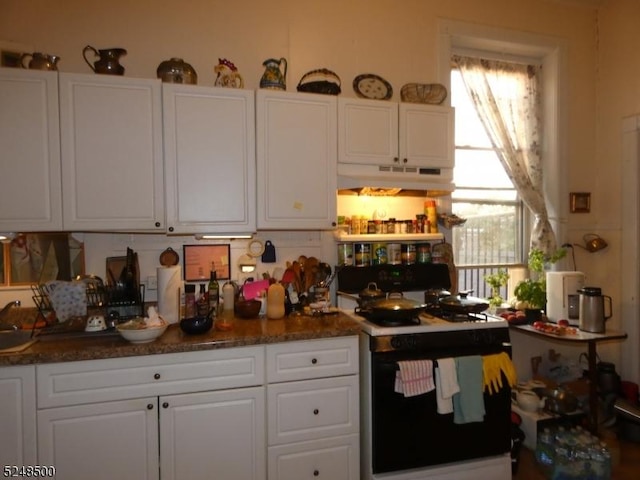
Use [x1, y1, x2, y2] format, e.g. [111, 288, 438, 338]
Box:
[214, 58, 244, 88]
[259, 57, 287, 90]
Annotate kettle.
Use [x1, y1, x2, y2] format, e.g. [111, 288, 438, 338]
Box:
[578, 286, 612, 333]
[83, 45, 127, 75]
[260, 57, 287, 90]
[20, 52, 60, 71]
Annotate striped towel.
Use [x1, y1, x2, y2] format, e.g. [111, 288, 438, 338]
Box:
[394, 360, 435, 397]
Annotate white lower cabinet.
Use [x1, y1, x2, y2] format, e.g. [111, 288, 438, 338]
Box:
[266, 337, 360, 480]
[0, 365, 37, 468]
[37, 397, 159, 480]
[159, 387, 265, 480]
[35, 347, 265, 480]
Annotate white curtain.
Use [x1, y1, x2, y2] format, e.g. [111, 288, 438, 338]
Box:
[452, 55, 557, 254]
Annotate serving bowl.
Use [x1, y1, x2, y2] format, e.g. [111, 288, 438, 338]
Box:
[234, 299, 261, 319]
[116, 319, 168, 344]
[180, 315, 213, 335]
[533, 387, 579, 414]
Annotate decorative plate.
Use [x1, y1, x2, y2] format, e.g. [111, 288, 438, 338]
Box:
[353, 74, 393, 100]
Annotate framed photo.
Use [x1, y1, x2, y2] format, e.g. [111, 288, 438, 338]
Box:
[570, 192, 591, 213]
[0, 40, 32, 68]
[183, 244, 231, 282]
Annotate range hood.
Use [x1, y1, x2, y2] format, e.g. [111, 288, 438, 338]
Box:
[337, 163, 454, 196]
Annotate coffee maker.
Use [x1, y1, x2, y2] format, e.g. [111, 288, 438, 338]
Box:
[546, 271, 585, 325]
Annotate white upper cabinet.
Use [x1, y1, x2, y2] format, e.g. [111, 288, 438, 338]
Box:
[59, 73, 165, 231]
[256, 90, 337, 230]
[0, 69, 63, 231]
[162, 85, 256, 235]
[338, 97, 454, 169]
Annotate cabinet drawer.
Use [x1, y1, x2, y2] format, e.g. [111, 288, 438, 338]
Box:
[37, 346, 264, 408]
[268, 434, 359, 480]
[268, 376, 358, 445]
[266, 337, 358, 383]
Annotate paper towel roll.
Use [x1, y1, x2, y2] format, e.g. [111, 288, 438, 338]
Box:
[157, 266, 182, 324]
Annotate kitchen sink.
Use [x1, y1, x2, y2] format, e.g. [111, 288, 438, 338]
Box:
[0, 330, 38, 353]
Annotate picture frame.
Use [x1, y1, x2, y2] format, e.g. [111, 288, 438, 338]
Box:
[570, 192, 591, 213]
[0, 40, 32, 68]
[183, 244, 231, 282]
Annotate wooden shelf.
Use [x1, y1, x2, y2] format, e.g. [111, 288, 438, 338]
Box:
[334, 232, 444, 243]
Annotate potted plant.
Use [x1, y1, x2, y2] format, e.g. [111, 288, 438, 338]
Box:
[484, 269, 510, 309]
[514, 247, 566, 322]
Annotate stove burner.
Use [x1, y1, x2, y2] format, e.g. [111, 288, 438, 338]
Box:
[423, 308, 499, 323]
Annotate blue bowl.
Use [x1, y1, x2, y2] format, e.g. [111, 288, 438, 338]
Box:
[179, 316, 213, 335]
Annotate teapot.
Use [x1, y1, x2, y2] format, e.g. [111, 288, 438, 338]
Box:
[514, 389, 545, 412]
[83, 45, 127, 75]
[583, 233, 608, 252]
[20, 52, 60, 71]
[260, 57, 287, 90]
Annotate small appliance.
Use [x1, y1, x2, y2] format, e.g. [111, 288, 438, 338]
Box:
[546, 271, 585, 325]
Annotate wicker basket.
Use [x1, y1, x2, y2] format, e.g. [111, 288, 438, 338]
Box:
[297, 68, 341, 95]
[400, 83, 447, 105]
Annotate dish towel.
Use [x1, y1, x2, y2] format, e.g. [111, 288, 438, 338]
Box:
[394, 360, 435, 397]
[483, 352, 518, 394]
[435, 357, 460, 414]
[453, 355, 486, 424]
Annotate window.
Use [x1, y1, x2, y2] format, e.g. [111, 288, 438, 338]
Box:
[450, 64, 527, 298]
[0, 233, 85, 286]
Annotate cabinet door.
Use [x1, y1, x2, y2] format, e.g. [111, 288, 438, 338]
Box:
[37, 397, 159, 480]
[160, 387, 265, 480]
[0, 366, 37, 468]
[59, 73, 164, 231]
[399, 103, 454, 168]
[338, 97, 398, 165]
[163, 85, 256, 234]
[0, 69, 62, 231]
[268, 434, 359, 480]
[257, 90, 337, 229]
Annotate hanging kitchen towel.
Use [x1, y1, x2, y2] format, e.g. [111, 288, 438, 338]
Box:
[261, 241, 276, 263]
[394, 360, 435, 397]
[435, 357, 460, 414]
[452, 355, 486, 424]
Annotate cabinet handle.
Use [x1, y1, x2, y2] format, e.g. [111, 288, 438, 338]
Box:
[162, 402, 169, 409]
[403, 158, 408, 164]
[147, 403, 154, 410]
[168, 226, 174, 232]
[155, 222, 161, 228]
[313, 470, 319, 476]
[311, 358, 318, 365]
[154, 373, 161, 380]
[313, 408, 319, 415]
[393, 157, 399, 163]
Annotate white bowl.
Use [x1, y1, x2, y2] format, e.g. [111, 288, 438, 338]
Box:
[116, 320, 168, 344]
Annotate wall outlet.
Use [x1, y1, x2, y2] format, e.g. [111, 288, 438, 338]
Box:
[147, 276, 158, 290]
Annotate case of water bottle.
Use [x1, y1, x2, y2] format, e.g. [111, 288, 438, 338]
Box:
[535, 425, 612, 480]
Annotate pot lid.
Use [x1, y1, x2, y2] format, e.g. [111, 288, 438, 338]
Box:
[371, 293, 426, 311]
[359, 282, 385, 299]
[440, 291, 488, 307]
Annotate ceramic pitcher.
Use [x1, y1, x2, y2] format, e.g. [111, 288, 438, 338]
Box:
[20, 52, 60, 71]
[83, 45, 127, 75]
[260, 57, 287, 90]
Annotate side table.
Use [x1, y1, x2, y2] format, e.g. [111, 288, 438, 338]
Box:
[511, 324, 627, 434]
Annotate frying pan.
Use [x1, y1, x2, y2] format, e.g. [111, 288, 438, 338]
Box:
[438, 291, 489, 314]
[354, 293, 428, 323]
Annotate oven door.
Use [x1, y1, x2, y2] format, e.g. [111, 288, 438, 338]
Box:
[370, 350, 512, 474]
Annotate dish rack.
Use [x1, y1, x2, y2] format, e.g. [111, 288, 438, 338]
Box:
[31, 283, 146, 323]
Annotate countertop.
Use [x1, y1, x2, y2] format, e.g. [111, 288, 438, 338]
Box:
[0, 311, 361, 366]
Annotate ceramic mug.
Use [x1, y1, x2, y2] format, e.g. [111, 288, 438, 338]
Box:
[86, 315, 107, 331]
